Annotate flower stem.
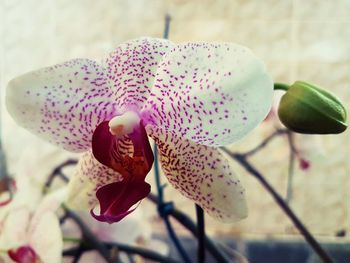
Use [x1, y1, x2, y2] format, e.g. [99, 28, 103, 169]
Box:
[43, 159, 77, 193]
[163, 14, 171, 39]
[148, 194, 232, 263]
[64, 243, 180, 263]
[72, 244, 84, 263]
[274, 83, 290, 91]
[63, 237, 83, 244]
[63, 206, 114, 263]
[222, 149, 335, 263]
[242, 128, 288, 157]
[195, 204, 206, 263]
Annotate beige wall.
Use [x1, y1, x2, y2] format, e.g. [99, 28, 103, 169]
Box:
[1, 0, 349, 239]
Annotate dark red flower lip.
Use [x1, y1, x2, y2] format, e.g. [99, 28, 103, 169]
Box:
[8, 246, 39, 263]
[91, 120, 154, 178]
[90, 179, 151, 224]
[90, 119, 154, 223]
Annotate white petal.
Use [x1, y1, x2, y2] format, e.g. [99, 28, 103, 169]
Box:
[106, 37, 175, 113]
[142, 42, 273, 146]
[66, 151, 123, 210]
[148, 126, 248, 222]
[29, 212, 62, 263]
[6, 59, 117, 152]
[0, 207, 31, 249]
[31, 187, 67, 227]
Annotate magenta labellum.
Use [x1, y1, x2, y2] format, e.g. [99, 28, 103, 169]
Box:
[8, 246, 39, 263]
[90, 116, 153, 223]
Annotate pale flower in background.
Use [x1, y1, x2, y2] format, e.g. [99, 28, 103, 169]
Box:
[0, 187, 65, 263]
[62, 207, 168, 263]
[0, 143, 68, 263]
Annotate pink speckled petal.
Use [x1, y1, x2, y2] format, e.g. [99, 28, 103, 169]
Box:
[142, 43, 273, 146]
[6, 59, 117, 152]
[106, 37, 175, 112]
[67, 151, 123, 210]
[148, 126, 248, 222]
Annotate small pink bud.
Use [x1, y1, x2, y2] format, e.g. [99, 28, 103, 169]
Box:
[299, 158, 311, 171]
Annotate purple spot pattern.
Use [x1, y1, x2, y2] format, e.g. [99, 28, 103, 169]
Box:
[147, 125, 247, 222]
[69, 150, 123, 208]
[7, 38, 272, 220]
[7, 59, 118, 152]
[142, 42, 273, 147]
[106, 37, 175, 113]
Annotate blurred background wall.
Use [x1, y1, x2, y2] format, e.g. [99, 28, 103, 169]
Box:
[0, 0, 349, 240]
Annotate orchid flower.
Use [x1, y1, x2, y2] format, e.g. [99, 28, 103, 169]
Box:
[6, 37, 273, 224]
[0, 188, 65, 263]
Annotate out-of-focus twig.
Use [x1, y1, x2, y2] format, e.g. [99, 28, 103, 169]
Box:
[63, 242, 180, 263]
[43, 159, 77, 193]
[241, 128, 288, 158]
[63, 206, 116, 263]
[222, 148, 335, 263]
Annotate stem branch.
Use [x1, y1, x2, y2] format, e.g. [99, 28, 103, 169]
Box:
[223, 149, 334, 263]
[148, 194, 231, 263]
[274, 83, 290, 91]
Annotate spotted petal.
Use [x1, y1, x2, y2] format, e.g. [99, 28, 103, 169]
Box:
[90, 120, 153, 223]
[66, 151, 123, 209]
[148, 126, 248, 222]
[142, 42, 273, 146]
[106, 37, 175, 113]
[6, 59, 117, 152]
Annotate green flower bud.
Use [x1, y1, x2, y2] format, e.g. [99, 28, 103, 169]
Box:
[278, 81, 347, 134]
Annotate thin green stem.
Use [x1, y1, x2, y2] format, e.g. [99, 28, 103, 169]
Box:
[274, 83, 290, 91]
[63, 237, 83, 244]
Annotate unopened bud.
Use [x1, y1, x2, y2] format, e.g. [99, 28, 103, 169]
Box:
[278, 81, 347, 134]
